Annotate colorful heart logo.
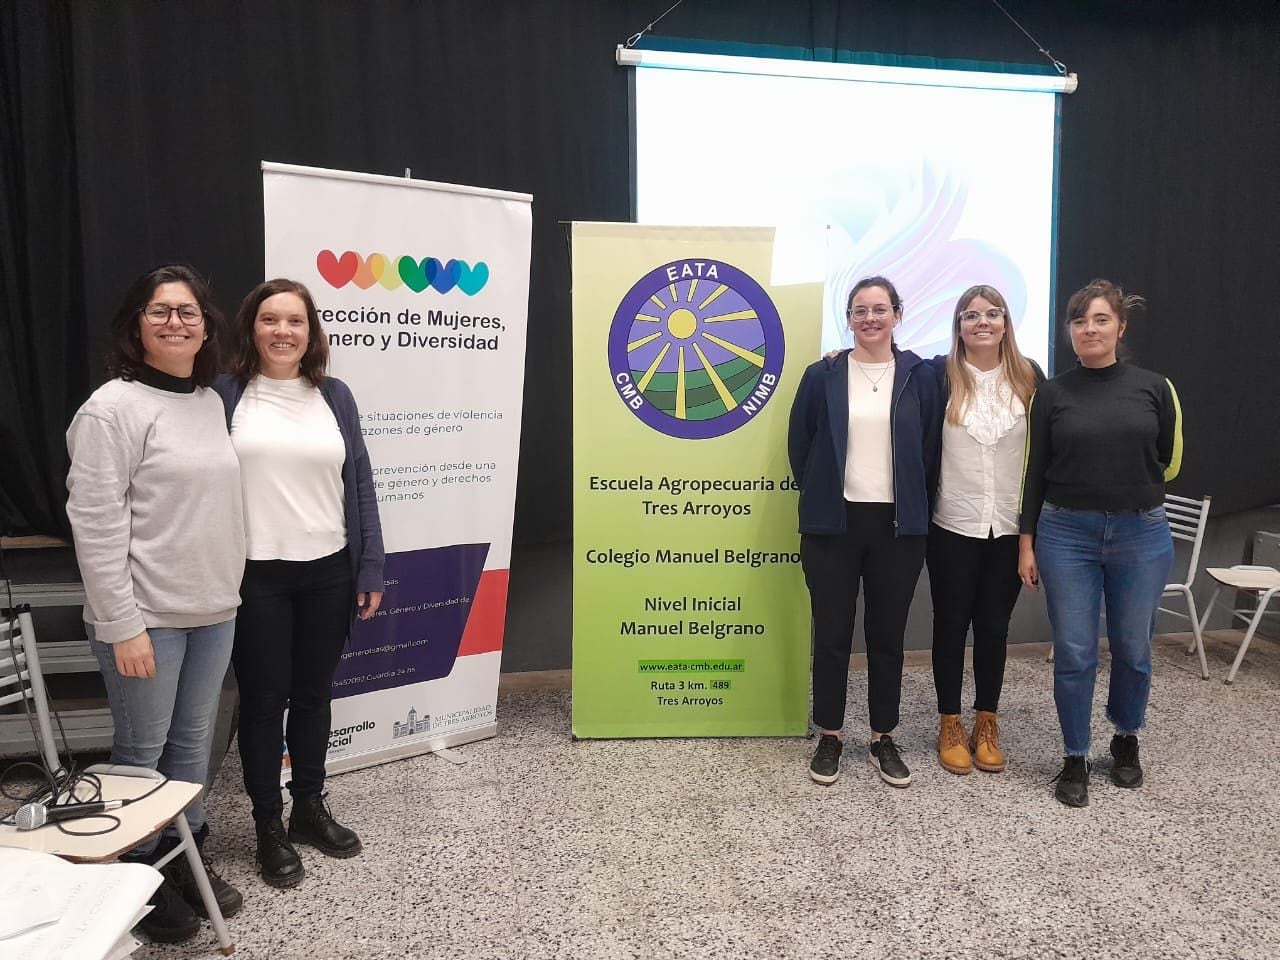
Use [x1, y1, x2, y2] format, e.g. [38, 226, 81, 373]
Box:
[455, 261, 489, 296]
[317, 251, 491, 294]
[316, 250, 359, 288]
[397, 256, 430, 293]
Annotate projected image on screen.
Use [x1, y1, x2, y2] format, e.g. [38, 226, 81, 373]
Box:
[633, 57, 1059, 369]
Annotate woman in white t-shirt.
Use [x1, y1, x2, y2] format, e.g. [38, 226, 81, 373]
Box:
[926, 285, 1042, 776]
[214, 279, 384, 890]
[789, 276, 942, 789]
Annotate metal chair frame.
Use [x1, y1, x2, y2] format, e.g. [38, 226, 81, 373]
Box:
[1163, 494, 1212, 679]
[1198, 564, 1280, 685]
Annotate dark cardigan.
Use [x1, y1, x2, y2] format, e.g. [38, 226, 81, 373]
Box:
[787, 346, 942, 537]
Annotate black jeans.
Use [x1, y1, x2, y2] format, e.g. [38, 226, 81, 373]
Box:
[801, 502, 927, 733]
[233, 548, 352, 824]
[926, 523, 1023, 715]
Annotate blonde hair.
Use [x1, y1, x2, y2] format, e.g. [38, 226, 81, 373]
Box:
[944, 285, 1038, 426]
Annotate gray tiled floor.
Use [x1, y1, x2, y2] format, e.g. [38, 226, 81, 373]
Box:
[122, 631, 1280, 957]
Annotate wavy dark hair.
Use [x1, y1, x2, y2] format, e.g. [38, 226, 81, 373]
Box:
[1064, 277, 1144, 361]
[105, 264, 224, 387]
[229, 278, 328, 387]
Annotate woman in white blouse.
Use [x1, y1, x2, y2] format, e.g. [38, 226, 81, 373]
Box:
[926, 285, 1042, 775]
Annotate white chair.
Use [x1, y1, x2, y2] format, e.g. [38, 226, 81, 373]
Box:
[1162, 494, 1211, 680]
[1198, 565, 1280, 684]
[0, 607, 235, 955]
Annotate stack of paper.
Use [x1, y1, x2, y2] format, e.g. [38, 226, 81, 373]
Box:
[0, 847, 161, 960]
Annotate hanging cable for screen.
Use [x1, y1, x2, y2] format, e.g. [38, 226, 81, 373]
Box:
[624, 0, 687, 49]
[988, 0, 1069, 75]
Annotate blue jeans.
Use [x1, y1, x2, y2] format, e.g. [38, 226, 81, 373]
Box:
[1035, 503, 1173, 756]
[89, 619, 235, 851]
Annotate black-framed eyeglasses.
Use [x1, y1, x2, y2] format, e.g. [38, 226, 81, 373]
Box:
[960, 308, 1005, 325]
[142, 302, 204, 325]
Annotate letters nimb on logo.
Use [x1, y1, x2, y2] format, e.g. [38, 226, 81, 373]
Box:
[607, 259, 785, 440]
[316, 250, 489, 295]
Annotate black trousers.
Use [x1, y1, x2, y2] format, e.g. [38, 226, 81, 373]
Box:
[926, 523, 1022, 715]
[233, 548, 352, 824]
[801, 502, 926, 733]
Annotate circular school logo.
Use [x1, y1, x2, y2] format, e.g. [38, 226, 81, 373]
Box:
[607, 259, 785, 440]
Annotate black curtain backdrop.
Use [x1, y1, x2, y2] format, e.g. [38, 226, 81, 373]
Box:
[2, 0, 1278, 542]
[0, 0, 88, 536]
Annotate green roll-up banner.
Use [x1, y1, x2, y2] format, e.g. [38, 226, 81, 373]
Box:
[571, 223, 821, 737]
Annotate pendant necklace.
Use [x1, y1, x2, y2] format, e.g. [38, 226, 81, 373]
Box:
[852, 356, 894, 392]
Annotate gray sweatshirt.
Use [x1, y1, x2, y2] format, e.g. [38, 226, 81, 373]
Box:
[66, 379, 246, 643]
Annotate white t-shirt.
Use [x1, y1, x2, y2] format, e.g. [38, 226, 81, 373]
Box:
[843, 355, 894, 503]
[231, 376, 347, 561]
[933, 362, 1027, 538]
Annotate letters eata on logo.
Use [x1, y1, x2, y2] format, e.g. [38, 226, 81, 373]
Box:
[607, 259, 784, 440]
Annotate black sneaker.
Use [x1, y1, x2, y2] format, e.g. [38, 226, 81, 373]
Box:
[1110, 734, 1143, 789]
[165, 850, 244, 918]
[1053, 756, 1091, 807]
[808, 734, 843, 784]
[289, 793, 362, 858]
[868, 735, 911, 787]
[137, 877, 201, 944]
[256, 817, 305, 888]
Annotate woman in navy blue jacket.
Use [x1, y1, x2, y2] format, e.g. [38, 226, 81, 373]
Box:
[788, 276, 941, 788]
[213, 279, 384, 889]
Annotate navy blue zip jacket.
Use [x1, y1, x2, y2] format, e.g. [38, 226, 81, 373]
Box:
[212, 374, 385, 605]
[787, 347, 942, 536]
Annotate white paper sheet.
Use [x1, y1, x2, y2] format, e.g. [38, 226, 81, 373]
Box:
[0, 848, 161, 960]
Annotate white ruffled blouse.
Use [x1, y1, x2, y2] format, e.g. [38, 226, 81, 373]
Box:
[933, 362, 1027, 538]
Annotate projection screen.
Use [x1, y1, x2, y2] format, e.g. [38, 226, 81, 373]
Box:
[627, 48, 1072, 369]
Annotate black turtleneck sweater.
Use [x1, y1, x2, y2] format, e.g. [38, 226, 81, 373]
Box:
[1019, 361, 1182, 534]
[134, 363, 195, 394]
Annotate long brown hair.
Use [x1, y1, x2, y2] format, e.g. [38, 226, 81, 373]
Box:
[229, 278, 328, 386]
[944, 285, 1037, 425]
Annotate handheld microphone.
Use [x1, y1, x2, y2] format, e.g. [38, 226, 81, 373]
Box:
[15, 799, 127, 830]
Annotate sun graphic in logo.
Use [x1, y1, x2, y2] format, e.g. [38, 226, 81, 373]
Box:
[607, 260, 785, 440]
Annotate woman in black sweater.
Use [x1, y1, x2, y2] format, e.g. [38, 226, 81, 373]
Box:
[1019, 279, 1182, 807]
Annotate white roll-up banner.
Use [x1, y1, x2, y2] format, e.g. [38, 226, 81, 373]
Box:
[262, 162, 532, 773]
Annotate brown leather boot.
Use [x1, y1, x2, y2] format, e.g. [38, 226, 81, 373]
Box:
[937, 714, 972, 774]
[969, 710, 1006, 772]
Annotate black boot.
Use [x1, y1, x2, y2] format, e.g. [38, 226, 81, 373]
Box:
[288, 793, 362, 858]
[165, 849, 245, 918]
[1053, 756, 1091, 807]
[256, 817, 305, 888]
[137, 878, 201, 944]
[1109, 734, 1144, 788]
